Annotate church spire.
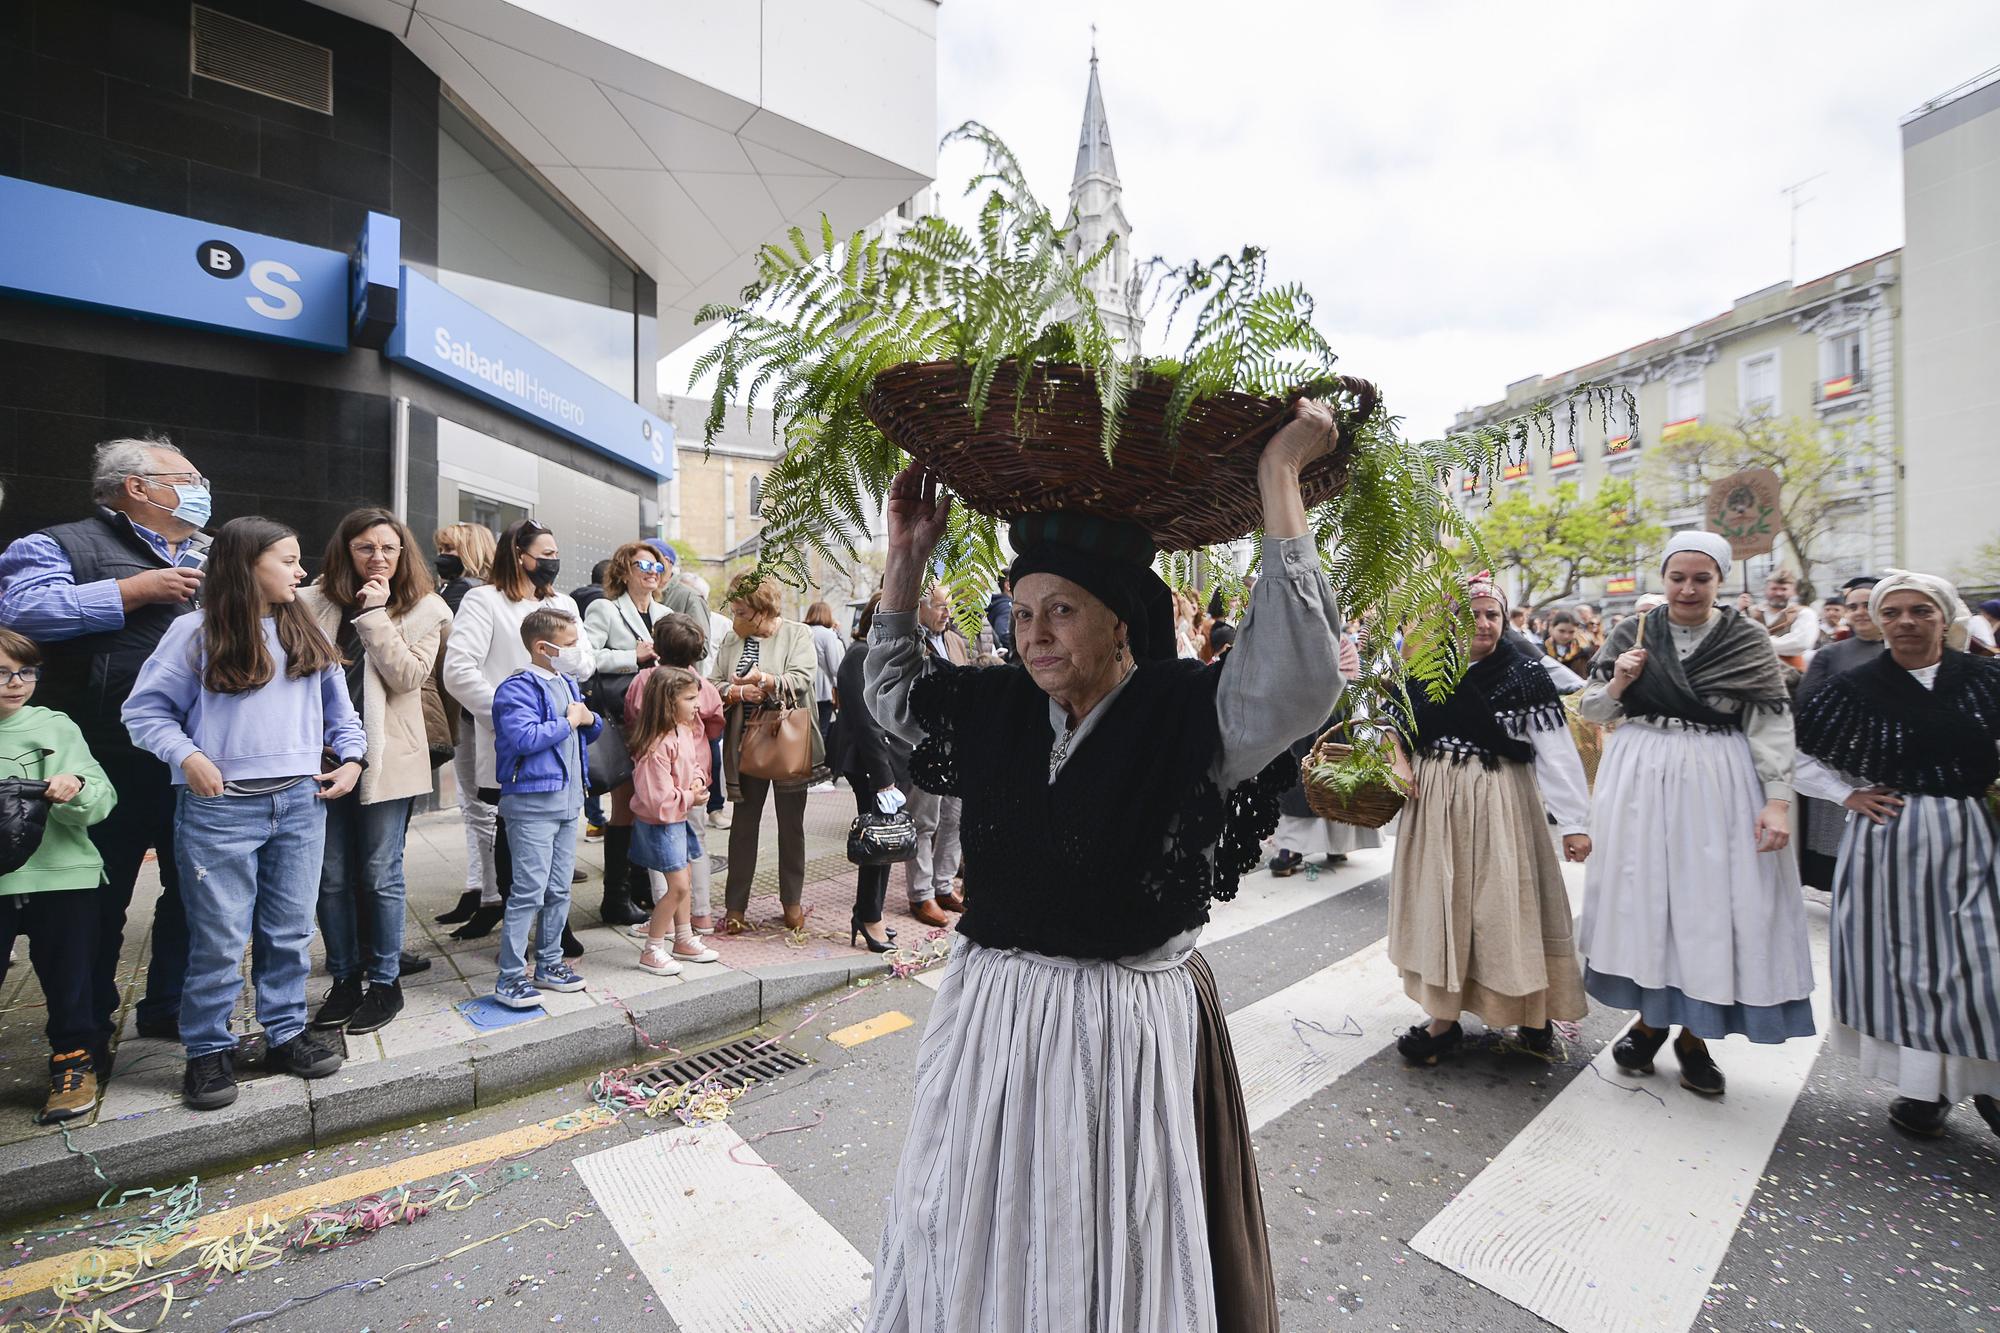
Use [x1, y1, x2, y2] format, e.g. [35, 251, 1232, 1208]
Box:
[1073, 45, 1120, 189]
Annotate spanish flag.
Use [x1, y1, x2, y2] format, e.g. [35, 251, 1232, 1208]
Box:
[1824, 375, 1855, 398]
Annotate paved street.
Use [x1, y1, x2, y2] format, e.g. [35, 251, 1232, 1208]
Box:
[3, 837, 1993, 1333]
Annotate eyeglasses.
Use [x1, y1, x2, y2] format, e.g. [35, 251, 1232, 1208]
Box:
[633, 559, 666, 575]
[0, 667, 42, 686]
[350, 543, 402, 560]
[137, 471, 209, 489]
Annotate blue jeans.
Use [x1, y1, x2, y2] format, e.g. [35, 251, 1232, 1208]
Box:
[496, 814, 578, 988]
[175, 782, 327, 1058]
[317, 792, 414, 986]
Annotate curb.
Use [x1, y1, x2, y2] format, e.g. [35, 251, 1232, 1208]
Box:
[0, 956, 889, 1225]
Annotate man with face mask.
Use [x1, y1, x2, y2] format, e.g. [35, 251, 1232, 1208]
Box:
[0, 436, 213, 1078]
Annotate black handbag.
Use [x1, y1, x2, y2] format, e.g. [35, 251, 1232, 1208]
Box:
[0, 779, 53, 877]
[586, 720, 635, 796]
[847, 810, 919, 866]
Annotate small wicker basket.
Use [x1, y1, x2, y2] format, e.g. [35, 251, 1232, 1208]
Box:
[1301, 721, 1407, 830]
[862, 361, 1379, 551]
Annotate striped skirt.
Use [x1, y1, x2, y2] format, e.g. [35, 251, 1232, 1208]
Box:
[1830, 793, 2000, 1075]
[865, 934, 1229, 1332]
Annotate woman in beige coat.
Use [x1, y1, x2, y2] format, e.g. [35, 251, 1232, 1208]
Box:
[708, 578, 818, 932]
[298, 509, 451, 1037]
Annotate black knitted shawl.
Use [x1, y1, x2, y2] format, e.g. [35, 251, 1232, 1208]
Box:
[1588, 605, 1791, 730]
[908, 657, 1292, 960]
[1402, 635, 1567, 769]
[1796, 650, 2000, 800]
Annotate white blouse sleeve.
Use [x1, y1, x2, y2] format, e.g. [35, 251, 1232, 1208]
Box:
[1576, 678, 1623, 724]
[865, 610, 930, 750]
[1743, 707, 1795, 803]
[1793, 753, 1858, 806]
[1528, 726, 1591, 836]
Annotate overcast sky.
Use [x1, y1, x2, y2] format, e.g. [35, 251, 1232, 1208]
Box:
[668, 2, 2000, 441]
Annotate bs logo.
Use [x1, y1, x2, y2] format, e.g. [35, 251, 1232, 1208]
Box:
[195, 239, 305, 322]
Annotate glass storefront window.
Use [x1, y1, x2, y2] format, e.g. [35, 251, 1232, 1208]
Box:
[437, 99, 637, 398]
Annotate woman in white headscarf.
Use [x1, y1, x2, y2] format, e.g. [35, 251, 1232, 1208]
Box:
[1576, 531, 1814, 1098]
[1794, 570, 2000, 1141]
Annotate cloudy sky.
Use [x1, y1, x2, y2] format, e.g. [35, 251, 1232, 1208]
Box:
[669, 2, 2000, 441]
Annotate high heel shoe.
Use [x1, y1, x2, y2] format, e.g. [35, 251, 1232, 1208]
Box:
[850, 915, 894, 953]
[436, 890, 480, 925]
[449, 904, 503, 940]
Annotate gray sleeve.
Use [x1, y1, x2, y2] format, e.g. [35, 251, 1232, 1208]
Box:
[1744, 706, 1796, 803]
[1577, 679, 1624, 724]
[1214, 535, 1345, 791]
[865, 610, 929, 749]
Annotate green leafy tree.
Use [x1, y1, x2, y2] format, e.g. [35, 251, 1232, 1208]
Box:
[1644, 414, 1884, 601]
[1474, 477, 1664, 610]
[1954, 531, 2000, 593]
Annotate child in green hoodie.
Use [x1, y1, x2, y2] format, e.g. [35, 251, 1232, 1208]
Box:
[0, 627, 116, 1125]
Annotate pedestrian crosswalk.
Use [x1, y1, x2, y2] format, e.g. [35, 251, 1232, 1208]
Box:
[577, 837, 1991, 1333]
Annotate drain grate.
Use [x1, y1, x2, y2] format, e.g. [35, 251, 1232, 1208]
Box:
[633, 1037, 809, 1091]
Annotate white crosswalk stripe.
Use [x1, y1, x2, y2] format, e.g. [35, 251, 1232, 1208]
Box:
[1410, 904, 1833, 1333]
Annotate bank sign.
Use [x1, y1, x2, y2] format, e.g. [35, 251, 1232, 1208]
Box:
[0, 175, 348, 350]
[387, 269, 671, 478]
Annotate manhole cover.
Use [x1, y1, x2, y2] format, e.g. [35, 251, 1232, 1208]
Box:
[633, 1037, 808, 1091]
[708, 854, 728, 876]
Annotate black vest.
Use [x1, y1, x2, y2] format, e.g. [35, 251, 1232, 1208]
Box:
[37, 508, 192, 757]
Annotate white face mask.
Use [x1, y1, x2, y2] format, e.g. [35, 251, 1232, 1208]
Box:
[540, 642, 587, 678]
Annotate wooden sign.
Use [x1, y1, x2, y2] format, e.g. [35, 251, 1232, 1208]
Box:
[1705, 468, 1781, 559]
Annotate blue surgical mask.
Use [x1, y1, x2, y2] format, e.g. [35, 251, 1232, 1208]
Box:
[148, 481, 212, 529]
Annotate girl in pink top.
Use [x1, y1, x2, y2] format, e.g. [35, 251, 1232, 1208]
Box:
[626, 614, 725, 932]
[627, 668, 719, 974]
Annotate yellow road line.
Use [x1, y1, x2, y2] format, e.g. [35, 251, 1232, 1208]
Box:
[826, 1010, 913, 1048]
[0, 1109, 614, 1303]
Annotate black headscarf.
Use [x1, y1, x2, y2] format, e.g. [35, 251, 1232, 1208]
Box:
[1007, 512, 1176, 662]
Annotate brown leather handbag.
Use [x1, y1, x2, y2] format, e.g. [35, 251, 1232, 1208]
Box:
[737, 685, 821, 783]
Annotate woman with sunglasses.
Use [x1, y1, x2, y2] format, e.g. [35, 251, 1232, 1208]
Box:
[441, 519, 595, 950]
[583, 542, 671, 927]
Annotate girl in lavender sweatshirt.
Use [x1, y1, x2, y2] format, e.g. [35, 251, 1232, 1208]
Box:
[123, 517, 368, 1111]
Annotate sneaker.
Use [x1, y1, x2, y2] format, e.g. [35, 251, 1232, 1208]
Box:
[182, 1051, 238, 1111]
[671, 940, 720, 964]
[263, 1030, 345, 1080]
[493, 978, 544, 1010]
[585, 823, 606, 842]
[637, 940, 683, 976]
[310, 976, 364, 1030]
[38, 1050, 99, 1125]
[345, 982, 404, 1035]
[537, 961, 586, 993]
[710, 809, 732, 830]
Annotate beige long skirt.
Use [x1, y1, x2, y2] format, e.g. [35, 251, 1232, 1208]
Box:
[1387, 755, 1586, 1027]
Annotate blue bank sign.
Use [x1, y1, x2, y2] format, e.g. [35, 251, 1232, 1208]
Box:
[387, 268, 671, 479]
[0, 175, 349, 350]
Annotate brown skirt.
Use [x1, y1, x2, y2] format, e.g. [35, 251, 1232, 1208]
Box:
[1188, 950, 1280, 1333]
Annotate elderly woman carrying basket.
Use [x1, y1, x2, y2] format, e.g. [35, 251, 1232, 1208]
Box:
[1387, 573, 1593, 1066]
[1576, 530, 1814, 1099]
[861, 400, 1346, 1332]
[1794, 570, 2000, 1141]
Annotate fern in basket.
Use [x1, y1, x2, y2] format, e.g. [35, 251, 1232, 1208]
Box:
[693, 122, 1627, 790]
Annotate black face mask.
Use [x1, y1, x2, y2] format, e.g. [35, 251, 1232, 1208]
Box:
[435, 553, 464, 582]
[529, 555, 561, 586]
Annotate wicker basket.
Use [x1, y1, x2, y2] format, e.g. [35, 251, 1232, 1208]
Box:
[1301, 722, 1407, 830]
[862, 361, 1380, 551]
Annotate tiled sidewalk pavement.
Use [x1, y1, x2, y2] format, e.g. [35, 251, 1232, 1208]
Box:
[0, 783, 954, 1151]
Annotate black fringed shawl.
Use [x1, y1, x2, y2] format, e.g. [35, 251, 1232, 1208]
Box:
[1588, 606, 1791, 729]
[1796, 650, 2000, 799]
[908, 657, 1293, 961]
[1401, 636, 1567, 768]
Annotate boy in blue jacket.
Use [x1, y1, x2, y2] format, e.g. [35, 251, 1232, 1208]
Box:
[491, 608, 602, 1009]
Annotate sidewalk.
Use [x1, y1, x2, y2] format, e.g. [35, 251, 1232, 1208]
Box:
[0, 785, 953, 1221]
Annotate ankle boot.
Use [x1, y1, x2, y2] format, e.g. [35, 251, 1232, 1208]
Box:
[598, 826, 647, 927]
[436, 890, 480, 925]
